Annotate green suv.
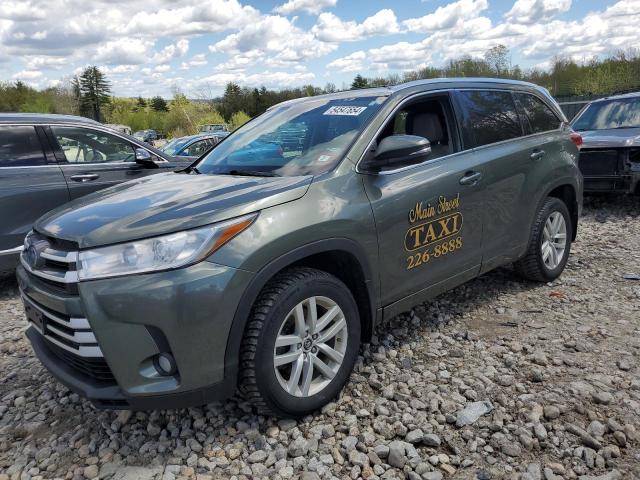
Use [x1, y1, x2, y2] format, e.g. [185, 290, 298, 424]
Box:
[18, 79, 583, 417]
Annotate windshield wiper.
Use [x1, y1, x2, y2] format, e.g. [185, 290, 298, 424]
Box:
[225, 169, 280, 177]
[181, 165, 201, 174]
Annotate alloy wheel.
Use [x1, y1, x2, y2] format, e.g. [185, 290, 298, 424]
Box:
[541, 211, 567, 270]
[273, 296, 348, 397]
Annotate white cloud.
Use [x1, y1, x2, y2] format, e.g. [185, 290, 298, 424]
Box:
[312, 9, 399, 42]
[12, 69, 42, 80]
[198, 70, 315, 88]
[274, 0, 336, 15]
[210, 15, 336, 64]
[505, 0, 572, 25]
[123, 1, 260, 37]
[94, 38, 152, 65]
[152, 39, 189, 64]
[403, 0, 488, 32]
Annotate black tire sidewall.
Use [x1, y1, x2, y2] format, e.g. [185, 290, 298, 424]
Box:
[254, 274, 360, 417]
[534, 198, 572, 281]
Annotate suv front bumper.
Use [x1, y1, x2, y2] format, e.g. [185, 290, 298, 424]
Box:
[18, 258, 253, 410]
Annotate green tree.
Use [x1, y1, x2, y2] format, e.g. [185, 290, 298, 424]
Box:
[484, 45, 510, 76]
[150, 96, 168, 112]
[351, 74, 368, 89]
[229, 111, 251, 131]
[78, 66, 111, 121]
[135, 96, 147, 110]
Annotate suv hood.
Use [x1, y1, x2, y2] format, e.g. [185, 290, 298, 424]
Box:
[578, 128, 640, 148]
[35, 172, 312, 248]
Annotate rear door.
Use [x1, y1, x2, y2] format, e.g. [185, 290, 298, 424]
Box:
[0, 125, 69, 253]
[45, 125, 160, 200]
[452, 89, 532, 272]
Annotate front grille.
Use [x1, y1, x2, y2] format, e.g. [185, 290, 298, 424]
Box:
[20, 232, 116, 384]
[579, 149, 622, 176]
[45, 339, 115, 383]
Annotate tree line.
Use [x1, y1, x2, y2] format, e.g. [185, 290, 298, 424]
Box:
[2, 48, 640, 138]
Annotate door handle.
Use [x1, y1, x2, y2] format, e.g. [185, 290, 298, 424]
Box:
[530, 149, 546, 161]
[459, 171, 482, 186]
[70, 174, 100, 182]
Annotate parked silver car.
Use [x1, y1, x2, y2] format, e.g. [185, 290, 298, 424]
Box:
[571, 92, 640, 193]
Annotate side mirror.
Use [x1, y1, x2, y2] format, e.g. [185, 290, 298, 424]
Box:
[135, 148, 158, 168]
[369, 135, 431, 171]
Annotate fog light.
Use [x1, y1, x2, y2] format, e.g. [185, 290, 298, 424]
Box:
[154, 353, 177, 376]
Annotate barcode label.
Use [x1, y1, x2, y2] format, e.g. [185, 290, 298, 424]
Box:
[323, 106, 367, 116]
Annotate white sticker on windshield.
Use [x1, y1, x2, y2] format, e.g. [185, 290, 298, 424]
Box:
[323, 106, 367, 116]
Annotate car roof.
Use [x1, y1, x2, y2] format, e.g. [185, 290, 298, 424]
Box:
[0, 113, 101, 125]
[589, 91, 640, 103]
[270, 77, 553, 109]
[169, 133, 217, 142]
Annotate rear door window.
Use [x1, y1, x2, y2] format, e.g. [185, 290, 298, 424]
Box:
[183, 139, 213, 157]
[0, 126, 47, 167]
[456, 90, 523, 148]
[50, 126, 135, 163]
[514, 93, 561, 134]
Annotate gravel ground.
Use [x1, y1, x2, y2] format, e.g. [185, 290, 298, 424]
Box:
[0, 195, 639, 480]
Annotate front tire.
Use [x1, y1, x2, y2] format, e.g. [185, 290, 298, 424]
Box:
[239, 267, 360, 417]
[515, 197, 572, 282]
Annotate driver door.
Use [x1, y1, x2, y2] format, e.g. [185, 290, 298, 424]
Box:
[361, 92, 485, 314]
[45, 125, 151, 199]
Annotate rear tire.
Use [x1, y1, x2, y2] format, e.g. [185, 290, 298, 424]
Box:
[515, 197, 572, 282]
[239, 267, 360, 418]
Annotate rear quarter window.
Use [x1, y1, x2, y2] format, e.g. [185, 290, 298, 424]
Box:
[0, 126, 46, 167]
[456, 90, 523, 148]
[514, 93, 561, 134]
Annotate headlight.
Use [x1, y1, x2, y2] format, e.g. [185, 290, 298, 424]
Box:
[77, 214, 256, 280]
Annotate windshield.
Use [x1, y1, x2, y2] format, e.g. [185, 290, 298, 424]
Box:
[196, 95, 387, 176]
[200, 125, 226, 132]
[161, 138, 190, 155]
[572, 97, 640, 130]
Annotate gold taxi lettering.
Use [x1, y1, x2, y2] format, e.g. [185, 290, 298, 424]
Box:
[408, 193, 461, 224]
[405, 212, 463, 251]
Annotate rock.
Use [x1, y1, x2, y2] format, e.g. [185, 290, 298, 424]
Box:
[577, 470, 622, 480]
[406, 429, 424, 444]
[422, 473, 443, 480]
[543, 405, 561, 420]
[374, 444, 389, 459]
[388, 441, 406, 468]
[117, 410, 133, 425]
[348, 450, 369, 467]
[501, 443, 522, 457]
[587, 420, 606, 438]
[423, 434, 441, 447]
[592, 391, 614, 405]
[83, 465, 99, 479]
[524, 463, 542, 480]
[288, 437, 309, 457]
[247, 450, 267, 463]
[111, 467, 163, 480]
[532, 351, 548, 366]
[300, 473, 321, 480]
[455, 401, 493, 427]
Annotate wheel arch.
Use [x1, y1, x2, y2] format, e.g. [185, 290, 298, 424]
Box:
[224, 238, 378, 386]
[546, 183, 579, 241]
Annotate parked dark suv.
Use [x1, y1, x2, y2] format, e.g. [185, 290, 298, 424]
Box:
[18, 79, 583, 417]
[0, 114, 190, 273]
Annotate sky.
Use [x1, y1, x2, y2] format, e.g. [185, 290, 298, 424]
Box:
[1, 0, 639, 98]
